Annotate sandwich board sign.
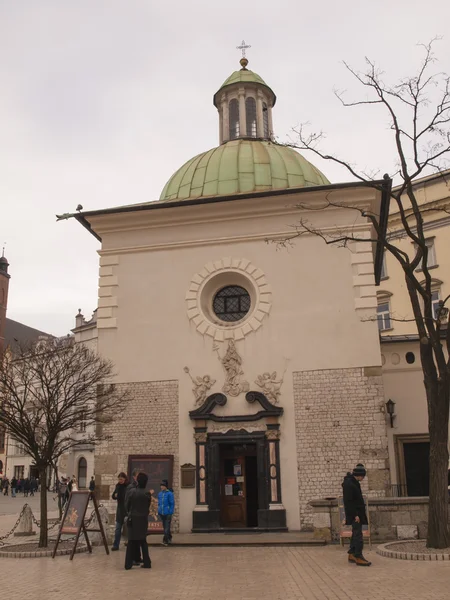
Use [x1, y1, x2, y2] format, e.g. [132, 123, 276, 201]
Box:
[52, 491, 109, 560]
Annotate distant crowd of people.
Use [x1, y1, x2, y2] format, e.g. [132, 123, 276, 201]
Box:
[111, 469, 175, 570]
[1, 476, 39, 497]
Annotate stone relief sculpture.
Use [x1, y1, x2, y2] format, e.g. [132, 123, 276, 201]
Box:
[214, 340, 250, 397]
[184, 367, 216, 405]
[255, 361, 288, 404]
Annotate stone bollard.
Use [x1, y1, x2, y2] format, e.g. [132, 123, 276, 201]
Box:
[88, 505, 111, 546]
[14, 505, 36, 537]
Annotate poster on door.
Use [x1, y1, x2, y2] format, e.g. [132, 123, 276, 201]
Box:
[128, 455, 174, 534]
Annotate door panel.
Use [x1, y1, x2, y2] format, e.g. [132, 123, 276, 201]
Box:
[220, 456, 247, 527]
[403, 442, 430, 496]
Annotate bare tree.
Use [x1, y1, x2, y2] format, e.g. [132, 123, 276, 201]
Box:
[0, 337, 129, 547]
[284, 40, 450, 548]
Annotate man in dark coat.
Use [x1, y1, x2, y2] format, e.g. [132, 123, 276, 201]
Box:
[125, 468, 142, 564]
[111, 472, 128, 551]
[124, 472, 151, 570]
[342, 463, 371, 566]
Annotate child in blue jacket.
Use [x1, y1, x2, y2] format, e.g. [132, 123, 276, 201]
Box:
[158, 479, 175, 545]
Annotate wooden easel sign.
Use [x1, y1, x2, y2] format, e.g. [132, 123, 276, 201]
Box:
[52, 491, 110, 560]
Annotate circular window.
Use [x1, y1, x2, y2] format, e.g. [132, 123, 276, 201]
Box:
[405, 352, 415, 364]
[213, 285, 251, 322]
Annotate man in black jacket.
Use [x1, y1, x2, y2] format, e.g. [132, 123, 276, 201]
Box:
[125, 469, 143, 564]
[342, 463, 371, 566]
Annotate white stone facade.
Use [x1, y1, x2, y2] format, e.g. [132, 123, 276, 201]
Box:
[293, 367, 389, 528]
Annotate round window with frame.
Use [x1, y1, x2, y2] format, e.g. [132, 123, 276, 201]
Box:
[212, 285, 251, 323]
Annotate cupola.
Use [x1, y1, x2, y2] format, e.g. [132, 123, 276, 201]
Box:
[213, 55, 276, 144]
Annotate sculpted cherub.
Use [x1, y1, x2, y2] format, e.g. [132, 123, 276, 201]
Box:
[184, 367, 216, 405]
[255, 371, 284, 404]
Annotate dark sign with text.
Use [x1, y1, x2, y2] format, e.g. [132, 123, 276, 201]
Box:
[128, 455, 174, 533]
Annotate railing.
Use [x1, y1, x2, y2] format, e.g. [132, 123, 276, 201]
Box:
[389, 484, 408, 497]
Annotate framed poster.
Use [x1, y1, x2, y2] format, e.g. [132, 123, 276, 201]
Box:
[128, 455, 174, 534]
[60, 491, 91, 534]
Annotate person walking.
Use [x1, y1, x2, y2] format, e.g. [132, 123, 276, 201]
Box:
[10, 476, 17, 498]
[124, 472, 151, 570]
[89, 476, 96, 496]
[111, 472, 128, 551]
[342, 463, 371, 566]
[3, 478, 9, 496]
[126, 469, 143, 564]
[158, 479, 175, 546]
[24, 478, 30, 497]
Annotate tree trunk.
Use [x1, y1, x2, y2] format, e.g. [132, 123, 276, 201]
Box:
[424, 369, 450, 548]
[38, 468, 48, 548]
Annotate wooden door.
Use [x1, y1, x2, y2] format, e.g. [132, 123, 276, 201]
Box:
[220, 456, 247, 527]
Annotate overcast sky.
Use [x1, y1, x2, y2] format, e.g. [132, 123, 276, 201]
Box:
[1, 1, 449, 335]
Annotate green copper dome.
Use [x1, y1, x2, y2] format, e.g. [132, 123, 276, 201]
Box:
[159, 139, 330, 202]
[221, 69, 268, 88]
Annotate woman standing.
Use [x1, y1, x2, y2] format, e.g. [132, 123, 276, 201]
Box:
[111, 472, 128, 551]
[124, 472, 151, 570]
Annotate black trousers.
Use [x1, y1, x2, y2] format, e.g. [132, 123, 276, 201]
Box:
[125, 540, 151, 569]
[349, 521, 364, 557]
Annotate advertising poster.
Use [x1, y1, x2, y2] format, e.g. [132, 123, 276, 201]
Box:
[128, 455, 174, 533]
[60, 491, 91, 534]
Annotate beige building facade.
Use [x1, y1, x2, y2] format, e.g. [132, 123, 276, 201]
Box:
[66, 58, 393, 532]
[379, 172, 450, 495]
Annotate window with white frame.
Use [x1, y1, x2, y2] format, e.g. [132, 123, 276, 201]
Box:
[431, 289, 441, 320]
[79, 411, 87, 433]
[377, 300, 391, 331]
[415, 238, 437, 271]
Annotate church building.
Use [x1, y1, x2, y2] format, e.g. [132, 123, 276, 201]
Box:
[65, 56, 391, 532]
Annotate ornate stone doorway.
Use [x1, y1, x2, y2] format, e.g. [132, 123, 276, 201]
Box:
[189, 389, 287, 532]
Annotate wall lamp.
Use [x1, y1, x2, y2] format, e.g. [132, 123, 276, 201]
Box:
[385, 399, 396, 428]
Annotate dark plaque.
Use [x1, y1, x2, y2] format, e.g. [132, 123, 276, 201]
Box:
[128, 455, 174, 534]
[180, 463, 196, 488]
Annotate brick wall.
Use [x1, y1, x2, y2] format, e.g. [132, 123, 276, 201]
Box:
[95, 379, 179, 532]
[293, 367, 389, 530]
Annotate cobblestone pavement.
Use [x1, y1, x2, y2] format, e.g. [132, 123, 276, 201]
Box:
[0, 545, 449, 599]
[0, 492, 58, 516]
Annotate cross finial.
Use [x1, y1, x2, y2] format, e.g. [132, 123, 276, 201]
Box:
[236, 40, 251, 59]
[2, 243, 6, 258]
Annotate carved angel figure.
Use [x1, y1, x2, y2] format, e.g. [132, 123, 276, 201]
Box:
[255, 371, 284, 404]
[184, 367, 216, 405]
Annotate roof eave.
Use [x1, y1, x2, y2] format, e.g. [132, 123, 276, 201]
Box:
[63, 178, 390, 244]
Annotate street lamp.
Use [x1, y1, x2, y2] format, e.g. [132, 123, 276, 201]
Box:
[385, 399, 396, 428]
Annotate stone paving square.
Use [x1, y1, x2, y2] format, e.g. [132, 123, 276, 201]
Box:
[0, 545, 449, 600]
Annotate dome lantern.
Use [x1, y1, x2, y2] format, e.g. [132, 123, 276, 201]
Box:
[213, 45, 276, 145]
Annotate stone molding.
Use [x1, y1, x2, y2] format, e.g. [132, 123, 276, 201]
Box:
[98, 255, 119, 329]
[186, 258, 272, 341]
[349, 233, 378, 316]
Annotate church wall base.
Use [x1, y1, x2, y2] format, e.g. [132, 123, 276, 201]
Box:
[191, 509, 287, 532]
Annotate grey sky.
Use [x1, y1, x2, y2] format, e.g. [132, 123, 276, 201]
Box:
[1, 0, 449, 335]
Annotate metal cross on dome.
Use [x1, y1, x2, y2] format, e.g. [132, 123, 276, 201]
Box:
[236, 40, 251, 58]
